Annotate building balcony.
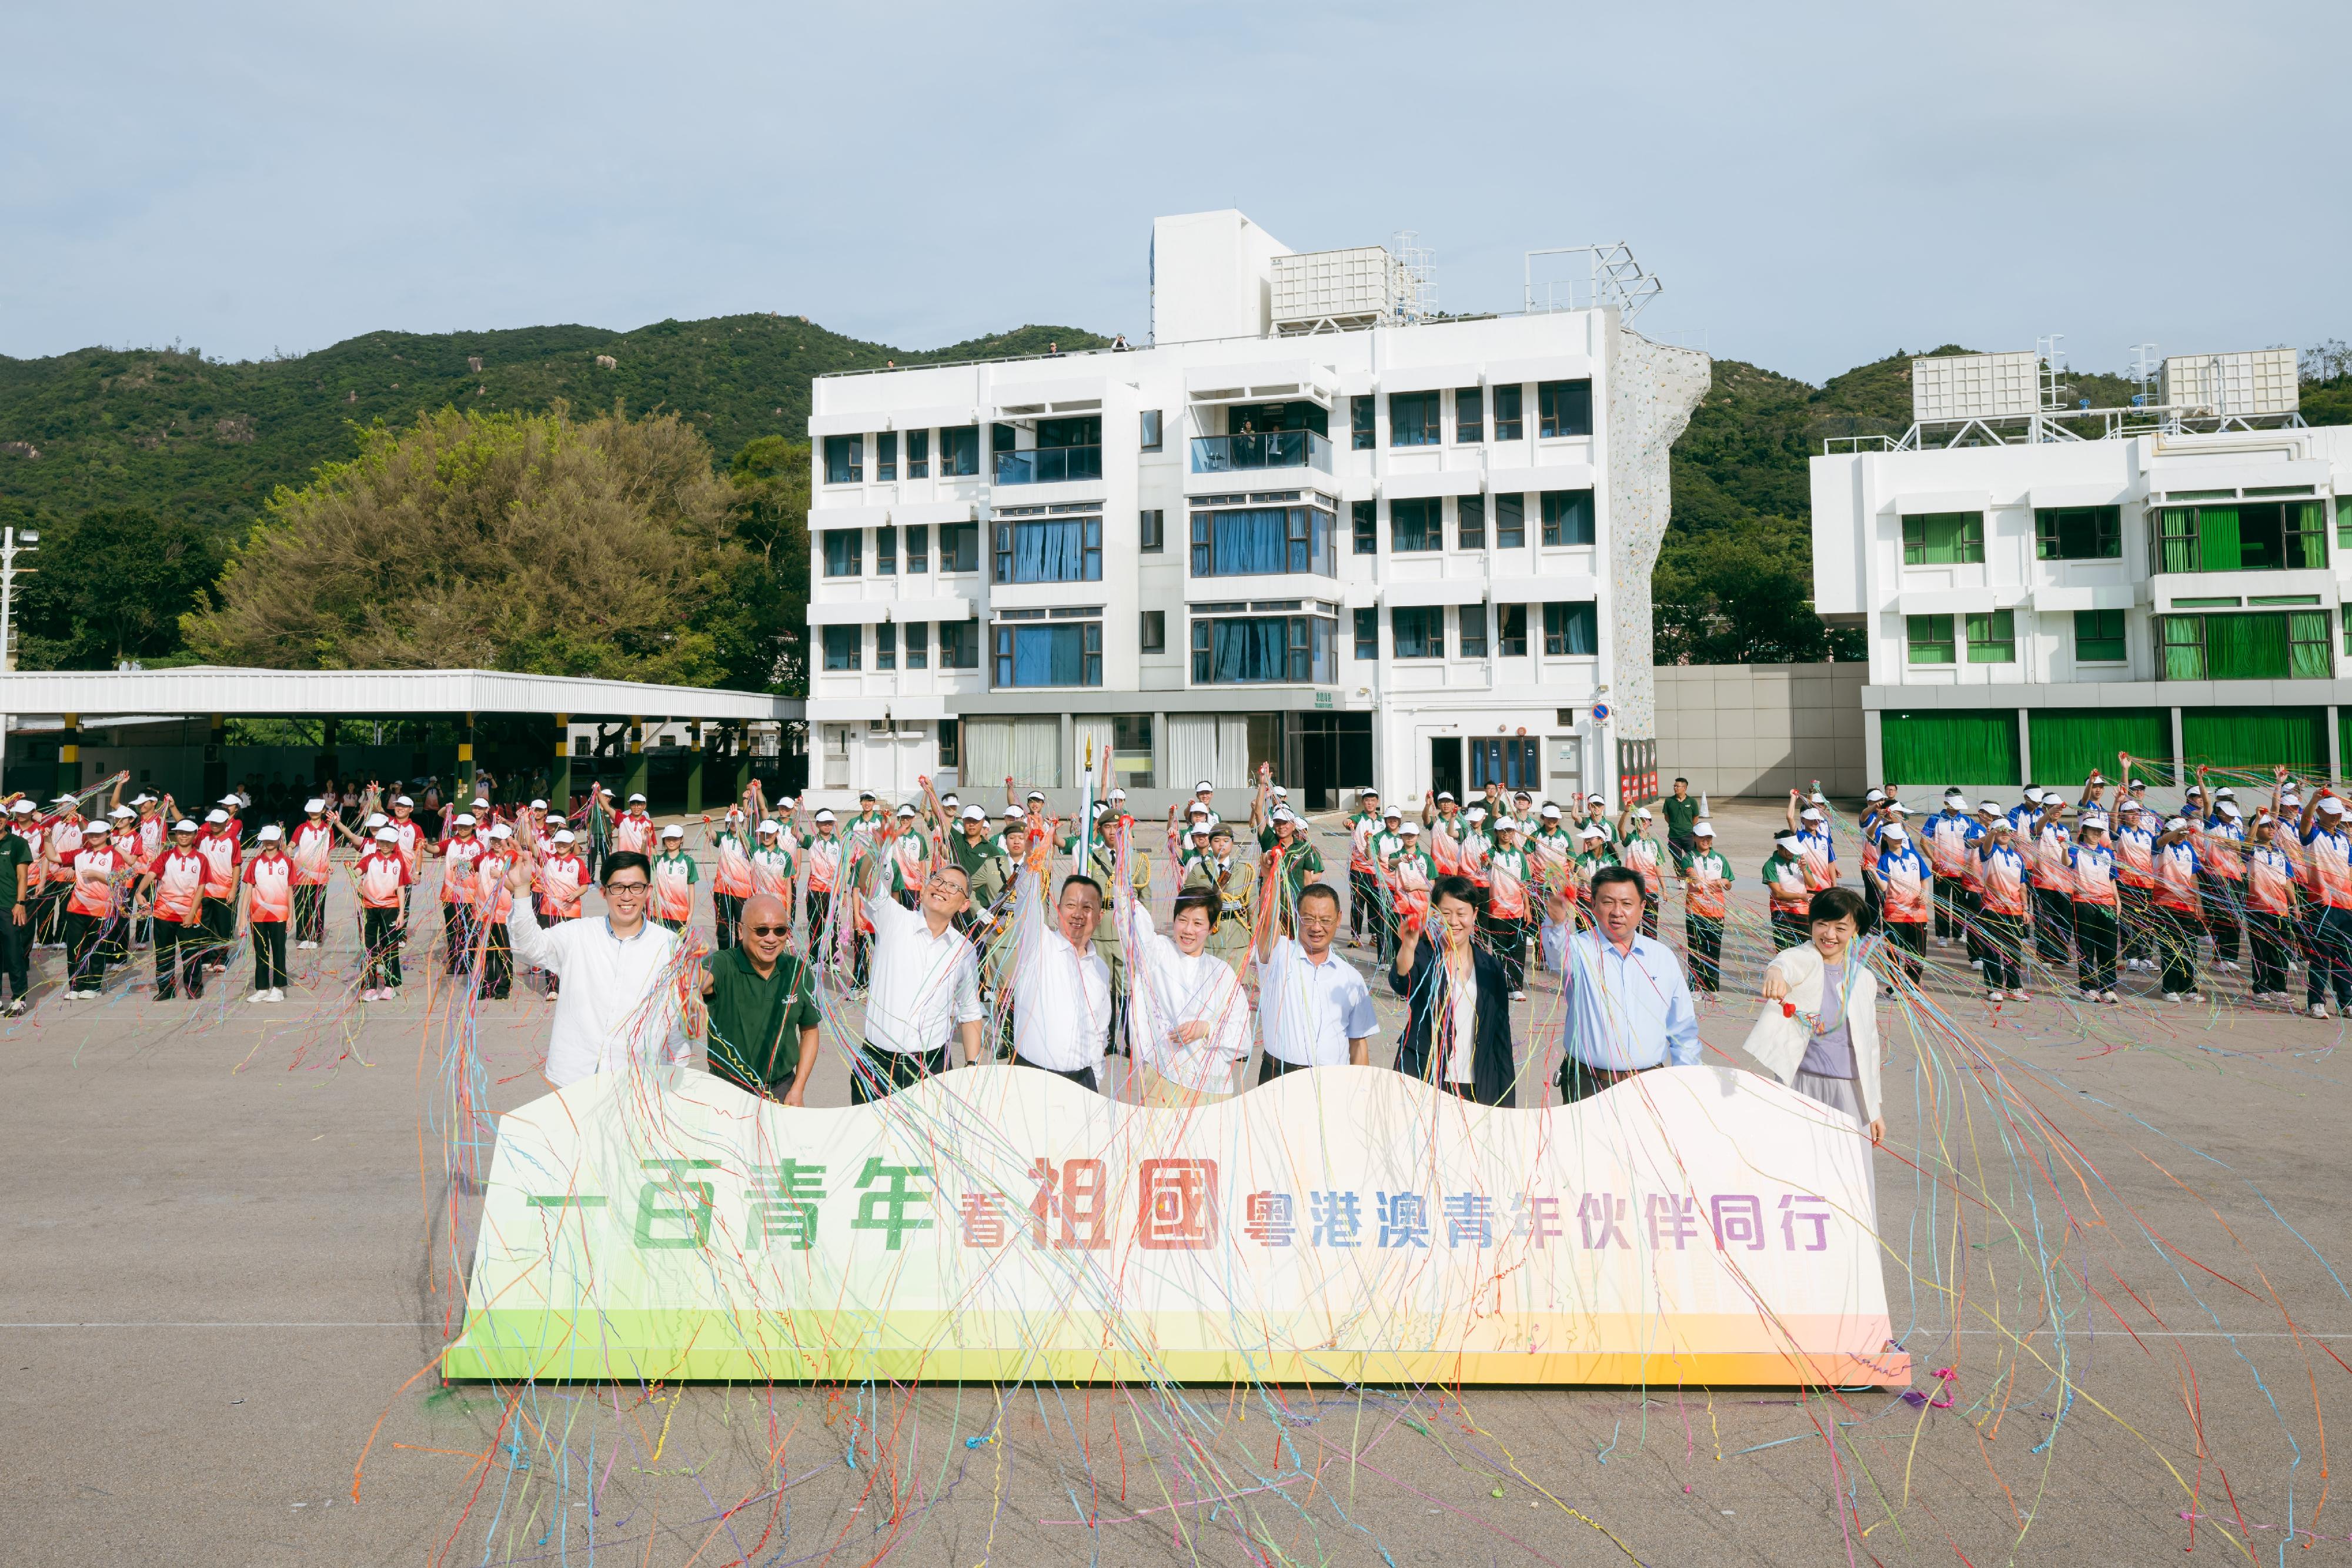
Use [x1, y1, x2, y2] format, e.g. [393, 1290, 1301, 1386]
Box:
[994, 445, 1102, 486]
[1188, 430, 1333, 476]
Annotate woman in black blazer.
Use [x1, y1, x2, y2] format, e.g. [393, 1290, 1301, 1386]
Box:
[1389, 874, 1519, 1106]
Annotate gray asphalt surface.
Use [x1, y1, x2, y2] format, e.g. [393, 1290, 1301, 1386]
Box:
[8, 800, 2350, 1564]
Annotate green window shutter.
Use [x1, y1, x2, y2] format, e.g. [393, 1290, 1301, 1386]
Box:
[2290, 610, 2333, 678]
[2027, 708, 2173, 787]
[2199, 505, 2242, 571]
[1965, 609, 2014, 663]
[2204, 612, 2289, 680]
[2290, 501, 2328, 569]
[2159, 616, 2206, 681]
[1902, 515, 1926, 564]
[1903, 511, 1984, 566]
[2073, 609, 2126, 662]
[2156, 507, 2197, 573]
[1881, 710, 2020, 787]
[2337, 497, 2352, 549]
[1906, 614, 1955, 664]
[2181, 708, 2326, 771]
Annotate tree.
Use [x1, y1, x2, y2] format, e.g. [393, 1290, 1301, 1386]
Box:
[1652, 518, 1863, 666]
[182, 404, 745, 684]
[16, 507, 217, 669]
[712, 435, 811, 694]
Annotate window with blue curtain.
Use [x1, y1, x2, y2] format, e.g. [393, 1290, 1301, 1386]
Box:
[823, 531, 861, 577]
[1190, 616, 1334, 684]
[994, 517, 1101, 583]
[1542, 601, 1598, 655]
[1392, 606, 1445, 659]
[1391, 499, 1442, 551]
[994, 623, 1101, 687]
[1188, 506, 1334, 576]
[1540, 490, 1594, 546]
[1495, 493, 1526, 549]
[1389, 391, 1441, 447]
[822, 625, 861, 671]
[823, 435, 863, 484]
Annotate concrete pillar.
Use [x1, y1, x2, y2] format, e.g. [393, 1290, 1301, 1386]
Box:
[623, 716, 649, 805]
[457, 710, 475, 800]
[55, 713, 79, 800]
[2170, 707, 2186, 788]
[685, 722, 704, 817]
[2331, 706, 2343, 785]
[203, 713, 227, 801]
[2015, 707, 2033, 788]
[550, 713, 572, 816]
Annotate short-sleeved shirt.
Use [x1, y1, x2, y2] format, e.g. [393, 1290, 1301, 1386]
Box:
[1255, 937, 1378, 1067]
[0, 832, 30, 902]
[704, 948, 823, 1095]
[1660, 795, 1700, 842]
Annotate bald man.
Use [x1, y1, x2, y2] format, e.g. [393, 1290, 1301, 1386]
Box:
[701, 892, 822, 1105]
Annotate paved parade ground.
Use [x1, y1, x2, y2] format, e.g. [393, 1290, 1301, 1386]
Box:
[10, 801, 2352, 1564]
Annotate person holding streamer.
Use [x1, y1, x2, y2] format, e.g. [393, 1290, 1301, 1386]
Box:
[855, 793, 985, 1100]
[1392, 872, 1518, 1105]
[1541, 865, 1698, 1105]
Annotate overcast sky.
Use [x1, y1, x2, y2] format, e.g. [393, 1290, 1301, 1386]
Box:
[5, 3, 2344, 384]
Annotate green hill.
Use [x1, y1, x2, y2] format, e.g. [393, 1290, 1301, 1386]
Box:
[0, 317, 1108, 530]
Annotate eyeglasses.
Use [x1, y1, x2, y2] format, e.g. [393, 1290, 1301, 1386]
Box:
[604, 881, 650, 895]
[745, 924, 790, 937]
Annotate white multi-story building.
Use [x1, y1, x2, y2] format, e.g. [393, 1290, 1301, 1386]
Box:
[1812, 349, 2352, 796]
[803, 210, 1709, 814]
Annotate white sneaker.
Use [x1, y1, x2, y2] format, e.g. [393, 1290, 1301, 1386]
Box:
[251, 992, 269, 1004]
[1986, 990, 2004, 1002]
[2077, 988, 2097, 1002]
[2010, 990, 2030, 1001]
[1510, 990, 1528, 1002]
[2313, 1004, 2330, 1019]
[2183, 992, 2204, 1002]
[2102, 990, 2120, 1004]
[2165, 992, 2183, 1003]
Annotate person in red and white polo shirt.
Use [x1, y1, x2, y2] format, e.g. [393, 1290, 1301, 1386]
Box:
[138, 819, 209, 999]
[238, 825, 295, 1003]
[532, 828, 589, 999]
[473, 824, 519, 1001]
[61, 818, 132, 998]
[193, 809, 242, 973]
[353, 826, 412, 1001]
[706, 808, 754, 949]
[433, 814, 487, 975]
[289, 799, 336, 949]
[612, 794, 657, 858]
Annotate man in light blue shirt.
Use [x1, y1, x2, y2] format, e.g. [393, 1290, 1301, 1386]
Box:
[1541, 864, 1699, 1104]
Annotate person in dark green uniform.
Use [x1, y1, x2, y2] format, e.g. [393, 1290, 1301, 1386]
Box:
[700, 892, 822, 1105]
[0, 807, 29, 1015]
[1661, 778, 1701, 870]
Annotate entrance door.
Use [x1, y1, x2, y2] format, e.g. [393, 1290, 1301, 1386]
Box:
[1429, 736, 1463, 805]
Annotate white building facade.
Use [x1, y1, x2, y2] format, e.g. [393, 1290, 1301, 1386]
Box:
[1812, 355, 2352, 798]
[803, 210, 1709, 814]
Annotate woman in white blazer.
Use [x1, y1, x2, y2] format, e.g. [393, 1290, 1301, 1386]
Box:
[1742, 886, 1885, 1145]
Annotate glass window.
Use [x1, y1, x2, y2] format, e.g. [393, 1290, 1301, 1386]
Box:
[1189, 506, 1334, 577]
[992, 422, 1015, 454]
[1354, 607, 1378, 658]
[1459, 603, 1488, 657]
[940, 618, 980, 668]
[2158, 611, 2331, 681]
[906, 524, 928, 573]
[1906, 614, 1956, 665]
[876, 432, 897, 482]
[1537, 379, 1592, 438]
[1469, 738, 1541, 790]
[1391, 606, 1445, 659]
[1458, 495, 1485, 549]
[1351, 395, 1375, 450]
[1492, 385, 1524, 441]
[906, 429, 929, 478]
[823, 531, 861, 577]
[1391, 497, 1442, 551]
[1965, 609, 2014, 663]
[1389, 391, 1441, 447]
[938, 426, 980, 477]
[2035, 506, 2121, 560]
[875, 621, 897, 670]
[2153, 501, 2327, 573]
[905, 622, 928, 668]
[938, 521, 979, 573]
[1191, 616, 1334, 684]
[1494, 493, 1525, 549]
[1498, 603, 1528, 656]
[2338, 497, 2352, 549]
[1903, 511, 1985, 565]
[994, 517, 1101, 583]
[1539, 490, 1594, 546]
[994, 622, 1101, 687]
[1352, 500, 1377, 555]
[1141, 610, 1165, 653]
[1141, 509, 1164, 552]
[1455, 387, 1484, 443]
[2074, 610, 2125, 663]
[1542, 601, 1598, 655]
[822, 624, 861, 671]
[1140, 410, 1163, 452]
[1112, 714, 1154, 789]
[823, 434, 863, 484]
[876, 526, 897, 576]
[937, 717, 958, 767]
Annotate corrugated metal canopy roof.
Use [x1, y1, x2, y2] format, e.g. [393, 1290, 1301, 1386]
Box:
[0, 667, 800, 721]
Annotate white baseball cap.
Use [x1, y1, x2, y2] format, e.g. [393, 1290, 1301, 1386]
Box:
[2081, 814, 2109, 831]
[553, 829, 576, 844]
[1634, 807, 1652, 820]
[757, 819, 783, 834]
[472, 796, 490, 808]
[1945, 795, 1970, 811]
[895, 804, 917, 818]
[1271, 785, 1288, 797]
[2219, 801, 2243, 819]
[1578, 825, 1606, 840]
[453, 813, 476, 827]
[1466, 805, 1486, 821]
[1107, 788, 1127, 801]
[257, 824, 282, 841]
[85, 819, 111, 834]
[1273, 807, 1297, 823]
[1399, 822, 1422, 836]
[2321, 799, 2347, 817]
[1025, 790, 1046, 803]
[1800, 807, 1825, 823]
[960, 805, 988, 822]
[205, 809, 228, 824]
[9, 801, 33, 815]
[1865, 788, 1886, 803]
[660, 824, 684, 838]
[375, 827, 399, 842]
[629, 793, 647, 804]
[1187, 803, 1210, 816]
[304, 798, 326, 813]
[489, 824, 513, 840]
[1694, 821, 1716, 837]
[1002, 805, 1025, 821]
[1976, 802, 2000, 818]
[1190, 823, 1210, 837]
[365, 812, 387, 828]
[1436, 790, 1456, 802]
[172, 818, 197, 833]
[1773, 831, 1803, 848]
[1885, 801, 1911, 815]
[1540, 804, 1562, 818]
[530, 798, 547, 810]
[1195, 780, 1214, 793]
[814, 808, 837, 823]
[1881, 824, 1907, 841]
[393, 795, 413, 807]
[108, 805, 132, 818]
[220, 794, 241, 805]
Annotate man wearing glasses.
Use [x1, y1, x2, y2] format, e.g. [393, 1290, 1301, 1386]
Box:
[503, 849, 686, 1088]
[857, 796, 986, 1102]
[703, 892, 821, 1105]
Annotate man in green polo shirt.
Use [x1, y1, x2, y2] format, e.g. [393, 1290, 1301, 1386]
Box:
[1661, 777, 1701, 870]
[0, 810, 29, 1017]
[701, 892, 822, 1105]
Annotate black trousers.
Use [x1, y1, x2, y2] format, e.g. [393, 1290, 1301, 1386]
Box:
[64, 910, 111, 991]
[2032, 886, 2073, 963]
[1014, 1055, 1099, 1094]
[2247, 910, 2294, 995]
[1349, 868, 1378, 938]
[1685, 914, 1723, 993]
[362, 906, 403, 989]
[2307, 906, 2352, 1010]
[249, 920, 287, 991]
[806, 889, 834, 957]
[294, 884, 327, 945]
[715, 892, 743, 950]
[480, 920, 511, 998]
[443, 902, 475, 974]
[2202, 877, 2243, 964]
[1770, 910, 1808, 952]
[1933, 878, 1968, 940]
[2154, 905, 2201, 997]
[155, 919, 205, 998]
[1259, 1054, 1321, 1083]
[1977, 911, 2027, 991]
[1480, 912, 1529, 993]
[203, 895, 236, 964]
[1884, 920, 1925, 984]
[1641, 895, 1659, 938]
[851, 1042, 948, 1103]
[1558, 1058, 1660, 1106]
[0, 914, 26, 1002]
[2072, 902, 2118, 993]
[2120, 885, 2154, 961]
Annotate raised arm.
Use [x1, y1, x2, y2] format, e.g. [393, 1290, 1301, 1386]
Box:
[1785, 788, 1802, 833]
[1253, 856, 1284, 964]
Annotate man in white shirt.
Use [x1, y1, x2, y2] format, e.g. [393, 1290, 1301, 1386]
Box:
[1254, 877, 1376, 1081]
[856, 811, 985, 1102]
[1117, 879, 1250, 1105]
[502, 849, 686, 1089]
[1009, 858, 1111, 1091]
